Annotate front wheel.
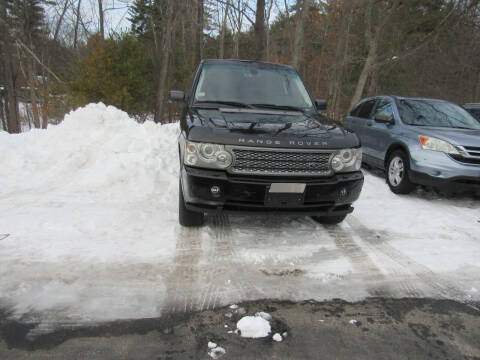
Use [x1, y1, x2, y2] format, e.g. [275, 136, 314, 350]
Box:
[179, 180, 204, 227]
[312, 214, 347, 225]
[386, 150, 415, 194]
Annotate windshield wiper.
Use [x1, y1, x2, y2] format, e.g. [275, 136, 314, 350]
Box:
[193, 100, 253, 109]
[251, 103, 306, 112]
[275, 122, 292, 135]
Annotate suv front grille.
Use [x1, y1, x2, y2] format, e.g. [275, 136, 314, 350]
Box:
[463, 146, 480, 157]
[230, 148, 333, 176]
[453, 145, 480, 165]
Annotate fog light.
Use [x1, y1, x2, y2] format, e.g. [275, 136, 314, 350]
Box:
[339, 188, 347, 197]
[211, 185, 221, 196]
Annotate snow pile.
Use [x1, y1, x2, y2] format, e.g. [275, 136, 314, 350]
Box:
[0, 103, 180, 323]
[0, 102, 179, 203]
[236, 315, 271, 338]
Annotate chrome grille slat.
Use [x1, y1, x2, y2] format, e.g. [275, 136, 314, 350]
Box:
[458, 145, 480, 160]
[230, 148, 333, 176]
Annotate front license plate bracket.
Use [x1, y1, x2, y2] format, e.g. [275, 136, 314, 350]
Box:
[265, 183, 306, 207]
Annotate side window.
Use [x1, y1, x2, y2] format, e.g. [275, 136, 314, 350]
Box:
[350, 103, 362, 116]
[357, 100, 376, 119]
[373, 99, 394, 120]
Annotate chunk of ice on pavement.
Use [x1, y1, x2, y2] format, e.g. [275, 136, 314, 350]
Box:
[272, 333, 282, 342]
[208, 341, 217, 349]
[255, 311, 272, 321]
[208, 346, 226, 359]
[229, 304, 239, 309]
[236, 315, 271, 338]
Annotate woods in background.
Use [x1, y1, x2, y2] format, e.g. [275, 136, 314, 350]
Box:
[1, 0, 480, 132]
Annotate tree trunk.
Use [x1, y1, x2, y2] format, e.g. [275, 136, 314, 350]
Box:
[292, 0, 310, 69]
[0, 0, 20, 133]
[27, 60, 41, 128]
[0, 90, 7, 131]
[53, 0, 69, 41]
[349, 36, 379, 110]
[195, 0, 204, 65]
[98, 0, 104, 39]
[154, 0, 176, 123]
[327, 1, 353, 121]
[219, 0, 230, 59]
[254, 0, 265, 60]
[74, 0, 82, 48]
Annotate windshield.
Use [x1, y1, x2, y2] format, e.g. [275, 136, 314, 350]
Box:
[397, 99, 480, 130]
[193, 63, 314, 110]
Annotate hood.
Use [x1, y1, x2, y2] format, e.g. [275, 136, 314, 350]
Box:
[186, 108, 360, 149]
[407, 126, 480, 147]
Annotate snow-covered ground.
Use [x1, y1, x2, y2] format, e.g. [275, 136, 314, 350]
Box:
[1, 103, 479, 336]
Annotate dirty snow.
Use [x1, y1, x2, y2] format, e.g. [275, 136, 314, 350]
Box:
[1, 103, 480, 333]
[236, 315, 271, 338]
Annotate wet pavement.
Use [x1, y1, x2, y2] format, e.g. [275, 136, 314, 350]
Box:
[1, 298, 479, 359]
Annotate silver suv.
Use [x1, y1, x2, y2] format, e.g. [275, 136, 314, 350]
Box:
[345, 96, 480, 194]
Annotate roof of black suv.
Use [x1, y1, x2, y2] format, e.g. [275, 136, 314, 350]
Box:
[201, 59, 296, 70]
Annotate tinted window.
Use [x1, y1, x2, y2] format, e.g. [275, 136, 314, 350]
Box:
[350, 103, 362, 116]
[357, 100, 376, 119]
[372, 99, 394, 120]
[397, 99, 480, 129]
[194, 63, 313, 109]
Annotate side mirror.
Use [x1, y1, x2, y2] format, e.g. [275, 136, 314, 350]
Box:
[315, 99, 327, 111]
[169, 90, 185, 103]
[374, 112, 394, 124]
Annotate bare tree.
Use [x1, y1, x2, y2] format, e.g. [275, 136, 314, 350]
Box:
[292, 0, 311, 69]
[0, 0, 20, 133]
[53, 0, 70, 41]
[327, 0, 353, 121]
[195, 0, 204, 64]
[219, 0, 230, 58]
[155, 0, 177, 123]
[98, 0, 104, 38]
[349, 0, 401, 110]
[74, 0, 83, 48]
[254, 0, 266, 60]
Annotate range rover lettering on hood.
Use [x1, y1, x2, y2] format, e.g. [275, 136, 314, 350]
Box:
[237, 138, 329, 147]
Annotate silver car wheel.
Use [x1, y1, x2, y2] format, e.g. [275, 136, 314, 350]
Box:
[388, 156, 404, 187]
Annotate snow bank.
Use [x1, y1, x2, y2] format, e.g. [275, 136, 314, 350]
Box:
[0, 103, 179, 203]
[0, 103, 180, 323]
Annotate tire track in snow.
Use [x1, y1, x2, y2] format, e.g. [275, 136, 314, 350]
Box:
[322, 224, 391, 297]
[207, 214, 263, 310]
[163, 227, 203, 314]
[347, 216, 479, 310]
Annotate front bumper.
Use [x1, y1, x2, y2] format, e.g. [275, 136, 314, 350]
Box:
[181, 166, 364, 216]
[409, 149, 480, 193]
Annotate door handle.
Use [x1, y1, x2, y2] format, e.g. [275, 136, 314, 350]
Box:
[367, 122, 373, 127]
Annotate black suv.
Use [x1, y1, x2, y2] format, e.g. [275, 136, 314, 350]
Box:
[170, 59, 363, 227]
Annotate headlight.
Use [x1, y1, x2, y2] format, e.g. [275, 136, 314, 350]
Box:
[418, 136, 459, 155]
[331, 148, 362, 173]
[184, 141, 233, 169]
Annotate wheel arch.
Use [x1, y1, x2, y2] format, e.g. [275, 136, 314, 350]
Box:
[384, 142, 411, 170]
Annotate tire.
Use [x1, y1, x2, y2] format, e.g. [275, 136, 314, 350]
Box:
[386, 150, 415, 194]
[179, 180, 204, 227]
[312, 214, 347, 225]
